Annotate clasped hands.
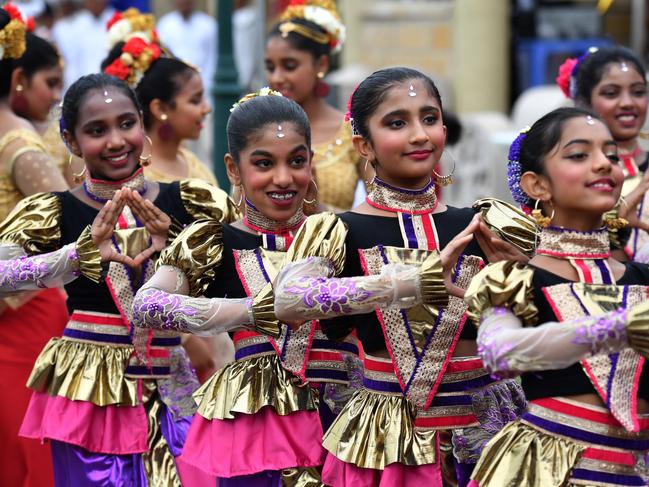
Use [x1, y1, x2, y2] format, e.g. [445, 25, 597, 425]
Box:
[91, 188, 171, 268]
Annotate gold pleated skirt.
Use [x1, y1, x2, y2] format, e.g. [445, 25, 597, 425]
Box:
[27, 336, 138, 406]
[471, 398, 649, 487]
[194, 352, 318, 420]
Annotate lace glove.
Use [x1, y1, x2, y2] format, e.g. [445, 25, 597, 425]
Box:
[133, 265, 255, 336]
[274, 256, 425, 322]
[476, 306, 634, 378]
[0, 242, 82, 295]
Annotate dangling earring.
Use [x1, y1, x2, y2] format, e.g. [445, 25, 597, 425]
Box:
[433, 153, 456, 187]
[139, 135, 153, 167]
[303, 179, 318, 205]
[70, 155, 87, 184]
[157, 114, 174, 141]
[363, 159, 376, 189]
[234, 184, 244, 207]
[605, 197, 630, 230]
[532, 199, 554, 228]
[11, 84, 29, 115]
[314, 72, 330, 98]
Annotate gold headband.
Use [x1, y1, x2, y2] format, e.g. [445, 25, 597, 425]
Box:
[279, 21, 329, 46]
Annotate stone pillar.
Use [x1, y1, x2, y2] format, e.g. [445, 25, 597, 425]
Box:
[452, 0, 509, 113]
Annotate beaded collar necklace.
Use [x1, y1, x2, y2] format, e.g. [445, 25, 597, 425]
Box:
[83, 167, 147, 203]
[243, 198, 304, 251]
[537, 226, 613, 284]
[366, 177, 438, 215]
[537, 226, 610, 259]
[366, 177, 440, 251]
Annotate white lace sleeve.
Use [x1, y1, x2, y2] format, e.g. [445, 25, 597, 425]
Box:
[0, 242, 81, 295]
[274, 257, 422, 322]
[133, 265, 254, 336]
[477, 306, 628, 378]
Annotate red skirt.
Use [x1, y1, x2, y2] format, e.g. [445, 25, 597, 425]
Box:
[0, 289, 68, 487]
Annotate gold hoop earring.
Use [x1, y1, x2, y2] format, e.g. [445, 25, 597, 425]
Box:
[363, 159, 376, 188]
[433, 152, 456, 186]
[139, 135, 153, 167]
[70, 155, 86, 184]
[234, 185, 244, 207]
[303, 178, 318, 205]
[532, 199, 554, 228]
[604, 197, 630, 230]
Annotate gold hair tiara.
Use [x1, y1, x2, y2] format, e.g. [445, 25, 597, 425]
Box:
[279, 21, 329, 45]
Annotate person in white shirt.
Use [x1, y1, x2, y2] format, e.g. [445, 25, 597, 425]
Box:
[157, 0, 217, 94]
[52, 0, 114, 89]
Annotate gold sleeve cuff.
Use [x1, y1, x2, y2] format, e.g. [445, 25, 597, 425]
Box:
[465, 260, 537, 326]
[0, 192, 61, 255]
[627, 300, 649, 358]
[179, 179, 240, 224]
[419, 251, 448, 307]
[473, 198, 537, 257]
[75, 226, 103, 283]
[157, 219, 223, 297]
[251, 282, 282, 338]
[285, 212, 347, 274]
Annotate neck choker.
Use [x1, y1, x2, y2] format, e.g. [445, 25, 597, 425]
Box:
[366, 177, 438, 214]
[537, 226, 611, 259]
[243, 198, 305, 234]
[84, 168, 147, 203]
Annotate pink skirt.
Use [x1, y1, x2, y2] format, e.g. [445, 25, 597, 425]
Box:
[19, 391, 148, 454]
[180, 406, 326, 477]
[322, 453, 443, 487]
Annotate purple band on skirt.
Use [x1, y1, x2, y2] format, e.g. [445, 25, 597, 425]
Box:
[49, 398, 191, 486]
[571, 467, 646, 487]
[51, 440, 147, 487]
[218, 470, 282, 487]
[523, 412, 649, 451]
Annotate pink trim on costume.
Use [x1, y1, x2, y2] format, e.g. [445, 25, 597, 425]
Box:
[181, 407, 325, 477]
[232, 250, 252, 297]
[20, 391, 148, 454]
[104, 276, 131, 327]
[630, 356, 644, 432]
[445, 358, 484, 373]
[536, 249, 610, 259]
[582, 448, 636, 466]
[424, 314, 465, 410]
[414, 414, 478, 429]
[322, 437, 443, 486]
[365, 197, 438, 216]
[70, 311, 126, 326]
[541, 287, 609, 402]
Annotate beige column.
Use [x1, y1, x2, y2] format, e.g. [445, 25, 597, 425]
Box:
[452, 0, 509, 113]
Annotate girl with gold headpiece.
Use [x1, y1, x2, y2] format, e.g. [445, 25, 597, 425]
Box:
[273, 67, 530, 487]
[3, 72, 236, 486]
[0, 5, 70, 486]
[132, 89, 362, 486]
[101, 9, 231, 384]
[466, 107, 649, 487]
[557, 46, 649, 261]
[265, 0, 368, 212]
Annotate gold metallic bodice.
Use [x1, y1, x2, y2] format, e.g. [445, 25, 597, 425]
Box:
[0, 129, 48, 221]
[312, 121, 360, 210]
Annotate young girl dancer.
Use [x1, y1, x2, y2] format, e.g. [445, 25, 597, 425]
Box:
[466, 107, 649, 486]
[133, 90, 359, 486]
[2, 73, 235, 486]
[557, 46, 649, 259]
[273, 66, 528, 486]
[265, 0, 367, 211]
